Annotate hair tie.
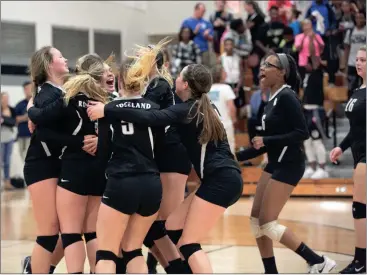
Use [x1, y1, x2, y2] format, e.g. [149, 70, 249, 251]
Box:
[277, 53, 290, 79]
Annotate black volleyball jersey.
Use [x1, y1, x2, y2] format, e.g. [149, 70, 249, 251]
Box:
[236, 85, 309, 164]
[104, 98, 240, 180]
[144, 77, 174, 109]
[100, 96, 161, 176]
[339, 87, 366, 154]
[28, 93, 99, 160]
[26, 82, 82, 162]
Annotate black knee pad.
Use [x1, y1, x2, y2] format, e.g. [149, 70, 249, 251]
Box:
[179, 243, 202, 261]
[96, 250, 118, 265]
[36, 234, 59, 253]
[143, 220, 167, 248]
[166, 229, 183, 245]
[84, 232, 97, 243]
[353, 201, 366, 219]
[61, 233, 83, 249]
[121, 248, 143, 265]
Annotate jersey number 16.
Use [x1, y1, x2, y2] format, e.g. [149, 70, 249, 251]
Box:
[121, 121, 134, 135]
[345, 99, 357, 112]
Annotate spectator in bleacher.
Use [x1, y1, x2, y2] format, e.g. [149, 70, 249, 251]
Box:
[244, 0, 265, 87]
[208, 65, 237, 153]
[289, 8, 302, 36]
[295, 19, 325, 84]
[267, 0, 293, 25]
[247, 82, 268, 142]
[306, 0, 336, 36]
[220, 38, 244, 110]
[181, 3, 214, 67]
[255, 6, 286, 59]
[15, 81, 33, 160]
[306, 0, 339, 86]
[170, 27, 201, 78]
[1, 92, 16, 190]
[275, 26, 298, 66]
[339, 0, 355, 34]
[222, 19, 252, 59]
[344, 10, 366, 98]
[209, 0, 233, 55]
[302, 106, 329, 179]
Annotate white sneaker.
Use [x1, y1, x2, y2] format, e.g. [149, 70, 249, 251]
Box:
[311, 168, 329, 179]
[303, 167, 315, 178]
[308, 255, 337, 273]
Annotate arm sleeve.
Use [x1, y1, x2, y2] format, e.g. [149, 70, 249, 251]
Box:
[104, 102, 189, 126]
[236, 146, 267, 161]
[2, 116, 16, 127]
[294, 34, 302, 48]
[316, 34, 324, 46]
[224, 85, 236, 101]
[28, 97, 65, 125]
[96, 117, 112, 163]
[339, 130, 352, 152]
[263, 92, 309, 146]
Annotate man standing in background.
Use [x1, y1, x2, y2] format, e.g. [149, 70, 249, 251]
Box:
[15, 81, 32, 160]
[181, 2, 215, 68]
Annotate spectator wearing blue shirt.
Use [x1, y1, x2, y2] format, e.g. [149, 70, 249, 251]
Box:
[181, 2, 214, 67]
[306, 0, 336, 36]
[15, 81, 33, 160]
[289, 9, 302, 36]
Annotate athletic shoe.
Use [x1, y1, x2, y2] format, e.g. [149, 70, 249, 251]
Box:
[309, 256, 337, 273]
[340, 260, 366, 274]
[21, 256, 31, 274]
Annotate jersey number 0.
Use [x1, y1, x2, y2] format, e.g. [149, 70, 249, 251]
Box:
[121, 121, 134, 135]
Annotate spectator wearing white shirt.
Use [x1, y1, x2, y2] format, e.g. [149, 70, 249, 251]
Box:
[208, 65, 237, 153]
[344, 11, 366, 98]
[220, 38, 245, 109]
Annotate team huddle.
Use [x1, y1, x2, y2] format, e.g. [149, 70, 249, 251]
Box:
[21, 38, 366, 274]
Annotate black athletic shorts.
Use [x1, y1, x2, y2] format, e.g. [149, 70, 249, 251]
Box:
[196, 168, 243, 208]
[156, 143, 192, 175]
[58, 158, 106, 196]
[264, 161, 305, 186]
[352, 144, 366, 169]
[102, 173, 162, 216]
[24, 158, 61, 186]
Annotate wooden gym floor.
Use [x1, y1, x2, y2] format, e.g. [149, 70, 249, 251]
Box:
[1, 189, 354, 273]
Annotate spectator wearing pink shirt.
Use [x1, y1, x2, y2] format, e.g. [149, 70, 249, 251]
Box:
[295, 19, 324, 79]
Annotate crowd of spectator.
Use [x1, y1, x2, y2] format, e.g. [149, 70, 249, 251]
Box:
[166, 0, 366, 179]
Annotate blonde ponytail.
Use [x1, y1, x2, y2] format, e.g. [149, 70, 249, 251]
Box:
[124, 37, 172, 93]
[63, 54, 108, 104]
[63, 73, 107, 105]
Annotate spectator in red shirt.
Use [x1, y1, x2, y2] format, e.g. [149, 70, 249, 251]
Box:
[267, 0, 292, 25]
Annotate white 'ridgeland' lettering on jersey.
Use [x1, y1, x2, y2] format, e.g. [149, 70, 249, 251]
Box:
[116, 102, 151, 109]
[78, 101, 88, 108]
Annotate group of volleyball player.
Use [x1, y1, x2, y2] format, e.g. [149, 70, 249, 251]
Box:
[20, 36, 365, 274]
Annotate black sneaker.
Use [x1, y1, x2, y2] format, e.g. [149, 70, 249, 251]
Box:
[340, 260, 366, 274]
[21, 256, 31, 274]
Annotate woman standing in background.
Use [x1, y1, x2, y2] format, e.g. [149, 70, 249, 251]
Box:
[1, 92, 17, 190]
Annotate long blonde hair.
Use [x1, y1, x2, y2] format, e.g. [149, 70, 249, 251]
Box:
[63, 54, 108, 104]
[124, 38, 173, 94]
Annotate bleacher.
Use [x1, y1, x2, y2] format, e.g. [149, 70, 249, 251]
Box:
[187, 68, 354, 197]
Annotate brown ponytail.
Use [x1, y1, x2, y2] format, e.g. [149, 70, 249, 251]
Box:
[184, 64, 226, 145]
